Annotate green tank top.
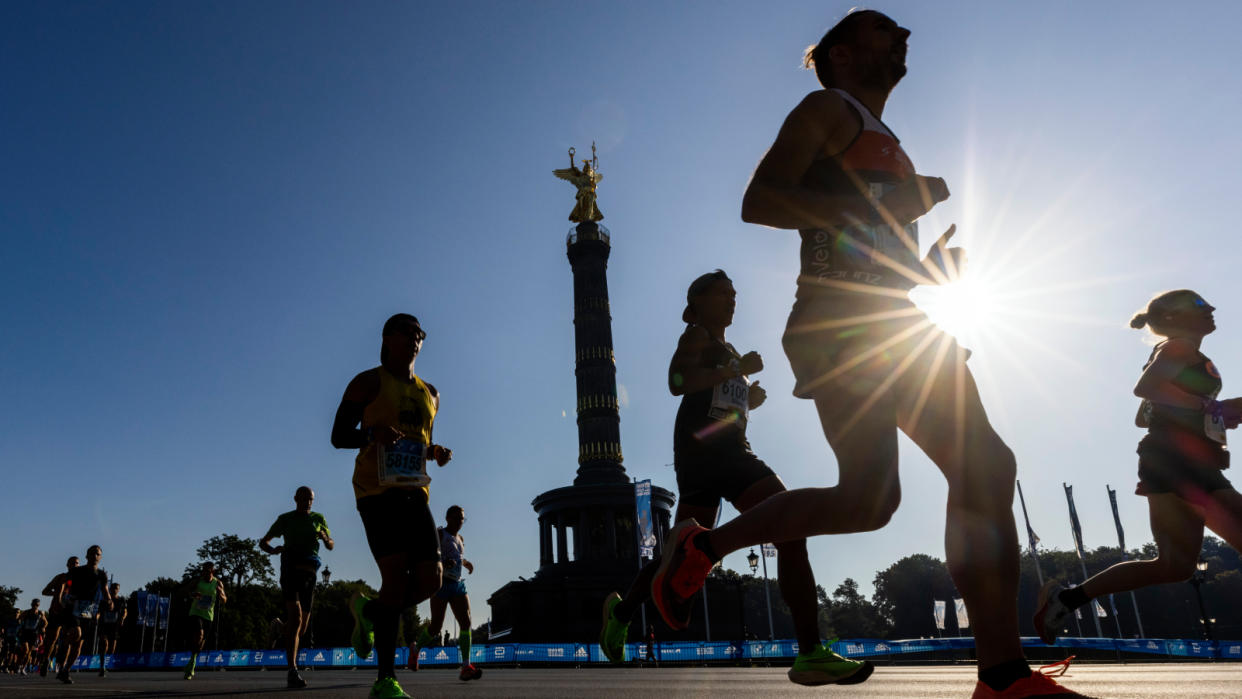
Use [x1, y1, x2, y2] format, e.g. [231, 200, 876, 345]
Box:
[189, 579, 219, 621]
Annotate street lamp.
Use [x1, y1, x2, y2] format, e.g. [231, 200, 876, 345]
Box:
[321, 567, 332, 586]
[1189, 559, 1212, 641]
[747, 549, 759, 574]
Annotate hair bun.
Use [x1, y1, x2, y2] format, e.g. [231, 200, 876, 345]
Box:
[1129, 312, 1148, 329]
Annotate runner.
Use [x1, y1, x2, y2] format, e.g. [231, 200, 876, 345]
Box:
[2, 609, 20, 673]
[650, 11, 1087, 698]
[182, 561, 227, 680]
[15, 600, 45, 676]
[260, 485, 335, 688]
[91, 582, 125, 677]
[52, 545, 111, 684]
[1035, 290, 1242, 643]
[599, 270, 869, 685]
[407, 505, 481, 681]
[331, 313, 455, 699]
[37, 555, 77, 676]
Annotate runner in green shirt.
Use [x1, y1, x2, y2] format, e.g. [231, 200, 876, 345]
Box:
[182, 562, 226, 680]
[260, 485, 334, 688]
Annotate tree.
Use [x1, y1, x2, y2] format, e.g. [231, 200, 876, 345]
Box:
[0, 585, 21, 623]
[872, 554, 958, 638]
[184, 534, 275, 589]
[823, 578, 889, 639]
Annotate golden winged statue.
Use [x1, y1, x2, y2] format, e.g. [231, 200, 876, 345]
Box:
[553, 144, 604, 222]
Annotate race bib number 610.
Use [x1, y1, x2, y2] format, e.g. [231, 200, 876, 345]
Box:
[378, 439, 431, 487]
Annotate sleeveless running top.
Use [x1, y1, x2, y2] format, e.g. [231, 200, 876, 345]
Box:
[673, 328, 751, 451]
[65, 566, 107, 619]
[799, 88, 919, 293]
[101, 596, 123, 624]
[439, 527, 465, 581]
[189, 578, 220, 621]
[353, 367, 438, 501]
[1140, 342, 1228, 465]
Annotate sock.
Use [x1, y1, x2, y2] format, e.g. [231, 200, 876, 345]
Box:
[1058, 585, 1090, 611]
[978, 659, 1031, 691]
[458, 629, 472, 664]
[692, 531, 721, 563]
[365, 601, 398, 679]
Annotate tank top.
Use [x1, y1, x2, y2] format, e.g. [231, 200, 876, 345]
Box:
[101, 596, 123, 624]
[189, 578, 219, 621]
[673, 328, 751, 452]
[798, 88, 919, 293]
[1140, 342, 1228, 465]
[353, 367, 438, 501]
[65, 566, 107, 619]
[439, 527, 465, 581]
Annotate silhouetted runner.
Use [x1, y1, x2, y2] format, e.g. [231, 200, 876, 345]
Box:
[260, 485, 334, 688]
[599, 270, 869, 685]
[650, 11, 1087, 699]
[95, 582, 125, 677]
[37, 555, 77, 677]
[52, 545, 110, 684]
[407, 505, 481, 681]
[183, 562, 226, 680]
[332, 313, 453, 699]
[1036, 290, 1242, 643]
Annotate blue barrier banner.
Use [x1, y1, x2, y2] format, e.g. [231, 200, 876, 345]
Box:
[1220, 643, 1242, 659]
[1116, 639, 1168, 654]
[227, 650, 250, 667]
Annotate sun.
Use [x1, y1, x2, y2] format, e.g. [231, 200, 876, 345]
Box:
[910, 274, 999, 343]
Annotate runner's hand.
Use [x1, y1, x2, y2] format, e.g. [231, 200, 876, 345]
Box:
[430, 444, 453, 466]
[748, 381, 767, 410]
[464, 561, 474, 574]
[739, 351, 763, 375]
[270, 545, 285, 555]
[1222, 398, 1242, 428]
[373, 425, 404, 445]
[922, 224, 967, 284]
[878, 174, 949, 225]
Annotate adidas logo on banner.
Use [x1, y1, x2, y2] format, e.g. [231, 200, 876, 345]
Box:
[313, 652, 325, 661]
[435, 650, 449, 660]
[574, 647, 587, 658]
[875, 643, 890, 652]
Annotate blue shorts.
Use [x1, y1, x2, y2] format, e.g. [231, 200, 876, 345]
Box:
[435, 578, 466, 599]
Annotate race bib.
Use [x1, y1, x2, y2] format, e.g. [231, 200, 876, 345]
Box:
[1206, 412, 1227, 445]
[377, 439, 430, 487]
[709, 375, 749, 425]
[22, 617, 39, 630]
[195, 595, 214, 610]
[73, 599, 96, 619]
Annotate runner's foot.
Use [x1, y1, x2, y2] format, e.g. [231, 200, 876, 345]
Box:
[56, 668, 72, 684]
[787, 641, 874, 686]
[1033, 581, 1072, 645]
[599, 591, 628, 663]
[970, 671, 1094, 698]
[287, 668, 307, 688]
[369, 676, 412, 698]
[350, 592, 375, 659]
[458, 662, 482, 681]
[651, 519, 713, 630]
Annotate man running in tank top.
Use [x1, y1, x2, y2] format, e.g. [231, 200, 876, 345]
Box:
[182, 562, 226, 680]
[15, 600, 45, 675]
[95, 582, 125, 677]
[650, 11, 1088, 698]
[601, 270, 870, 685]
[37, 556, 77, 677]
[407, 505, 481, 680]
[260, 485, 334, 688]
[332, 313, 454, 699]
[52, 545, 111, 685]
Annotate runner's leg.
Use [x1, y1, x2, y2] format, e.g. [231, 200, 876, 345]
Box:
[1076, 494, 1204, 600]
[615, 502, 719, 622]
[427, 595, 448, 641]
[284, 600, 303, 670]
[1202, 488, 1242, 551]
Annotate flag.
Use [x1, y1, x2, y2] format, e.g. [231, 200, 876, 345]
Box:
[1107, 485, 1125, 551]
[933, 600, 946, 630]
[158, 597, 170, 629]
[634, 480, 656, 558]
[760, 543, 776, 558]
[1064, 484, 1085, 557]
[135, 591, 148, 627]
[1016, 480, 1040, 551]
[1093, 599, 1107, 618]
[954, 599, 969, 629]
[145, 591, 158, 627]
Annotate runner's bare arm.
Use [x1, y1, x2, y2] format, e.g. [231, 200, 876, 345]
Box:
[1134, 340, 1211, 409]
[216, 583, 227, 605]
[426, 385, 453, 465]
[258, 534, 283, 555]
[41, 574, 65, 597]
[331, 369, 393, 448]
[669, 326, 735, 395]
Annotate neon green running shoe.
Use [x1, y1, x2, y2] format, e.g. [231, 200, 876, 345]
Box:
[787, 640, 875, 686]
[599, 591, 628, 663]
[368, 676, 411, 698]
[350, 592, 375, 659]
[183, 655, 196, 680]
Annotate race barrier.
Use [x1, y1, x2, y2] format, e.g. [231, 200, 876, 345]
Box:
[71, 637, 1242, 670]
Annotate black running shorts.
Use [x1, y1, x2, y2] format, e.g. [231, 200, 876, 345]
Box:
[674, 444, 776, 508]
[186, 614, 210, 636]
[97, 622, 118, 640]
[356, 489, 440, 562]
[279, 567, 317, 607]
[1136, 436, 1232, 500]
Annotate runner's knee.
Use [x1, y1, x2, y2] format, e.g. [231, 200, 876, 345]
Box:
[1154, 553, 1197, 583]
[772, 539, 809, 562]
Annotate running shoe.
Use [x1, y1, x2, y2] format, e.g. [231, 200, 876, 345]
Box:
[787, 641, 875, 686]
[98, 667, 107, 677]
[350, 592, 375, 659]
[599, 591, 628, 663]
[650, 519, 713, 630]
[970, 671, 1093, 698]
[1033, 581, 1073, 645]
[369, 676, 412, 698]
[287, 668, 307, 688]
[183, 656, 196, 680]
[459, 662, 482, 681]
[56, 668, 72, 684]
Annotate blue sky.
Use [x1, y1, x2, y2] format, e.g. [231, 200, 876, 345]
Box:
[4, 0, 1242, 634]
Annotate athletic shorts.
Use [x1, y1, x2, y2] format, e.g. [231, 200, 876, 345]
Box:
[97, 622, 118, 640]
[674, 443, 776, 508]
[435, 578, 467, 600]
[356, 489, 440, 562]
[57, 610, 83, 630]
[1136, 436, 1232, 501]
[782, 290, 969, 401]
[18, 630, 37, 644]
[280, 567, 317, 607]
[186, 615, 211, 636]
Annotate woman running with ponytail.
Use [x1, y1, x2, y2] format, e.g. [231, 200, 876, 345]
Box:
[1035, 290, 1242, 643]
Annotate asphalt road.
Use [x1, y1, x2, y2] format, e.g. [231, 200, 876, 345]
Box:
[1, 663, 1237, 698]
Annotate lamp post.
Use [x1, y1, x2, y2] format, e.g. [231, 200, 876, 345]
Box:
[748, 548, 775, 641]
[1189, 559, 1212, 641]
[321, 567, 331, 587]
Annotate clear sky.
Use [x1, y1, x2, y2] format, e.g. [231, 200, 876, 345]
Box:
[4, 0, 1242, 633]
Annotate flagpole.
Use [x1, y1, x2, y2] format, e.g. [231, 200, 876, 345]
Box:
[1064, 483, 1103, 637]
[1107, 485, 1145, 638]
[634, 478, 647, 645]
[137, 590, 147, 661]
[760, 548, 774, 641]
[1015, 480, 1045, 586]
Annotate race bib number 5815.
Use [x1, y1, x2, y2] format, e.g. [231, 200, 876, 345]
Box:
[378, 439, 431, 487]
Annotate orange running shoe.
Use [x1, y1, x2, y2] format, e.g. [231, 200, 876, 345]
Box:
[458, 662, 482, 681]
[970, 671, 1094, 698]
[650, 519, 713, 630]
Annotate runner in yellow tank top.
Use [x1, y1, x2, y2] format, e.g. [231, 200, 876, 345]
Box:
[331, 313, 453, 699]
